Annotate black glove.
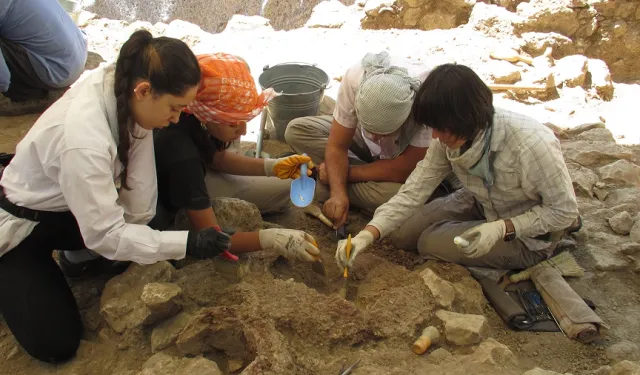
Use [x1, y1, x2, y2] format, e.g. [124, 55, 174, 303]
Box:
[186, 227, 232, 259]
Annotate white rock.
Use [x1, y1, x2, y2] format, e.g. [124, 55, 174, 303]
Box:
[100, 262, 176, 333]
[426, 348, 452, 364]
[608, 212, 634, 235]
[468, 3, 522, 38]
[568, 164, 599, 197]
[469, 338, 518, 367]
[305, 1, 348, 29]
[521, 32, 575, 57]
[584, 244, 630, 271]
[598, 160, 640, 186]
[222, 15, 273, 33]
[435, 310, 490, 346]
[151, 312, 192, 353]
[490, 60, 522, 84]
[137, 353, 222, 375]
[588, 58, 615, 101]
[606, 340, 640, 364]
[554, 55, 588, 88]
[621, 243, 640, 255]
[419, 268, 455, 309]
[609, 360, 640, 375]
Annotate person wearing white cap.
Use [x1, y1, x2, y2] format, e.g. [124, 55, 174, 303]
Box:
[285, 51, 458, 230]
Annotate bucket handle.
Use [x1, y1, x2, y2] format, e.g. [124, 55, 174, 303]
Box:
[262, 62, 330, 90]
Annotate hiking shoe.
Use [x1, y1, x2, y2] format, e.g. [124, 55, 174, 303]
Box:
[57, 251, 130, 279]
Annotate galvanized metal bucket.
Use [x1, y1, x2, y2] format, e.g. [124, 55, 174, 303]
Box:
[258, 63, 330, 141]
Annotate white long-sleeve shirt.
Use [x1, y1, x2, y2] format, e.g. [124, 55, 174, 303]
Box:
[0, 63, 187, 264]
[369, 108, 579, 251]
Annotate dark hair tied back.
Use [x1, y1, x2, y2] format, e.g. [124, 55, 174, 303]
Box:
[114, 29, 201, 189]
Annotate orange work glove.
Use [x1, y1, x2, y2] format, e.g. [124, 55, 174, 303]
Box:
[264, 154, 314, 180]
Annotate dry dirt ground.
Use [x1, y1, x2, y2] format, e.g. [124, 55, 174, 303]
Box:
[1, 9, 640, 375]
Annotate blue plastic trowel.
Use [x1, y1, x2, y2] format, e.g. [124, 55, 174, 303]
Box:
[290, 154, 316, 208]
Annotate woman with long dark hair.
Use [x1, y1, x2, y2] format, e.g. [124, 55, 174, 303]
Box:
[0, 30, 234, 363]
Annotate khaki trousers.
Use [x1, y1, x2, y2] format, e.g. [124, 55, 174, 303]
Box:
[390, 188, 550, 270]
[204, 171, 292, 214]
[284, 115, 404, 214]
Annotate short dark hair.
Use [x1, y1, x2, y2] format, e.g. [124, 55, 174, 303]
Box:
[412, 63, 494, 140]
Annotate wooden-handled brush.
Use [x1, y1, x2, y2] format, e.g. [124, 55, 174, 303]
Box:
[338, 234, 352, 299]
[509, 251, 584, 283]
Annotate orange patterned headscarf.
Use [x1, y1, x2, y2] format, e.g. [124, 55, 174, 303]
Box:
[186, 53, 278, 126]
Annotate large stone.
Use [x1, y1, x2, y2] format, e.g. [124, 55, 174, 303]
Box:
[452, 280, 485, 315]
[574, 128, 616, 143]
[621, 243, 640, 256]
[142, 283, 182, 316]
[489, 60, 522, 84]
[174, 198, 263, 232]
[608, 212, 634, 235]
[222, 15, 273, 33]
[568, 164, 599, 197]
[151, 313, 193, 353]
[521, 32, 575, 58]
[468, 338, 518, 367]
[554, 55, 588, 88]
[588, 58, 615, 101]
[609, 360, 640, 375]
[598, 160, 640, 186]
[606, 340, 640, 364]
[584, 244, 630, 271]
[435, 310, 490, 346]
[427, 348, 453, 365]
[419, 268, 455, 309]
[305, 1, 348, 28]
[137, 353, 222, 375]
[100, 262, 176, 333]
[563, 141, 636, 168]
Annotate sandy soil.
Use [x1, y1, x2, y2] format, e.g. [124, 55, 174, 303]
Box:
[1, 12, 639, 375]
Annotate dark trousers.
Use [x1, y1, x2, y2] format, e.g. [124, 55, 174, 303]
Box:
[0, 37, 57, 102]
[0, 212, 86, 363]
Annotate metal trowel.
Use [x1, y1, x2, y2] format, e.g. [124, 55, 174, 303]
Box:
[290, 153, 316, 208]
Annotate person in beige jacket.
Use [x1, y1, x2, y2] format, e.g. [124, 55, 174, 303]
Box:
[335, 63, 580, 271]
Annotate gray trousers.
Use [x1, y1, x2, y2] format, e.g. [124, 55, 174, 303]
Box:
[284, 115, 405, 214]
[390, 188, 550, 270]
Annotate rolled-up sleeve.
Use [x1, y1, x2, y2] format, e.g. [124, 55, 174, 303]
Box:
[58, 147, 187, 264]
[510, 133, 579, 238]
[369, 139, 452, 237]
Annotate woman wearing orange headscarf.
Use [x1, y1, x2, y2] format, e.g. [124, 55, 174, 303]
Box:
[147, 53, 320, 262]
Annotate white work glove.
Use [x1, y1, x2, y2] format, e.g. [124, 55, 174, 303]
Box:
[456, 220, 506, 258]
[335, 230, 375, 269]
[258, 229, 320, 262]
